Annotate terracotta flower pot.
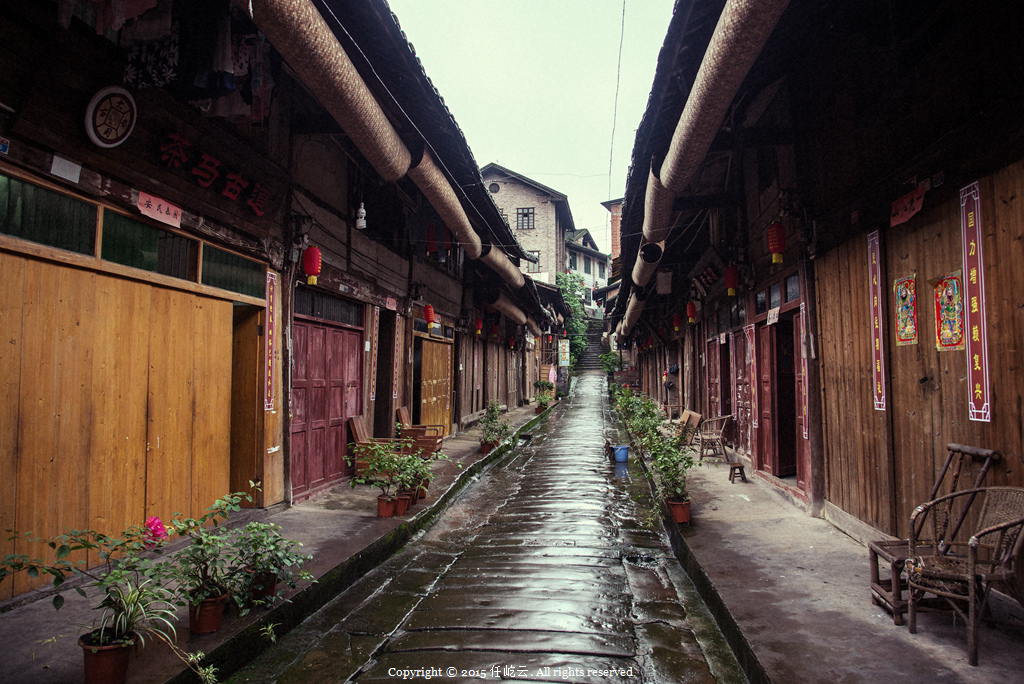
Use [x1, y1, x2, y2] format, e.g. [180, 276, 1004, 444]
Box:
[665, 498, 691, 524]
[79, 631, 134, 684]
[377, 495, 397, 518]
[188, 593, 229, 634]
[247, 571, 278, 603]
[480, 441, 496, 454]
[395, 493, 411, 516]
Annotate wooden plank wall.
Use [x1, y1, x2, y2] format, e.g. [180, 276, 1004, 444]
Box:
[815, 235, 895, 533]
[815, 162, 1024, 536]
[0, 254, 232, 598]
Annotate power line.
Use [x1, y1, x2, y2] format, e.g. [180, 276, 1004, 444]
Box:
[607, 0, 628, 256]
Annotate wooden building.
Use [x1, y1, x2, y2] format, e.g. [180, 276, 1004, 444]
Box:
[0, 0, 556, 601]
[614, 0, 1024, 538]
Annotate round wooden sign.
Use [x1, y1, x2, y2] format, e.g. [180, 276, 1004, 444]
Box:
[85, 86, 137, 148]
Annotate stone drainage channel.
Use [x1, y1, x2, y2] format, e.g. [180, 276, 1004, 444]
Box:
[228, 373, 745, 683]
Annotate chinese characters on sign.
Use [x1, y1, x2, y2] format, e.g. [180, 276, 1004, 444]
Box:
[890, 184, 927, 227]
[159, 133, 271, 218]
[370, 307, 380, 401]
[867, 231, 886, 411]
[893, 275, 918, 346]
[801, 303, 809, 439]
[392, 316, 401, 400]
[933, 272, 965, 351]
[137, 190, 181, 228]
[961, 182, 991, 422]
[558, 339, 570, 367]
[264, 272, 276, 411]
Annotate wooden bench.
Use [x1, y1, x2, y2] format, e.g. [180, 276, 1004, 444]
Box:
[396, 406, 444, 456]
[347, 415, 412, 474]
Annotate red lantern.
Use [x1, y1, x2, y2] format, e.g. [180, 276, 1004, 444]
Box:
[687, 301, 697, 323]
[491, 323, 499, 337]
[423, 304, 435, 324]
[766, 222, 786, 264]
[673, 313, 682, 331]
[508, 336, 515, 350]
[724, 264, 739, 296]
[475, 317, 483, 335]
[547, 334, 553, 343]
[647, 336, 654, 349]
[303, 246, 322, 285]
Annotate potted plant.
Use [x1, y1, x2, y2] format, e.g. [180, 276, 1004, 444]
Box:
[653, 439, 696, 524]
[234, 522, 314, 609]
[1, 520, 216, 684]
[478, 400, 511, 453]
[346, 439, 411, 517]
[158, 489, 253, 634]
[536, 390, 553, 413]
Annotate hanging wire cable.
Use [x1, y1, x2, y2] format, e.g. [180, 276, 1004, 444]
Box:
[607, 0, 628, 249]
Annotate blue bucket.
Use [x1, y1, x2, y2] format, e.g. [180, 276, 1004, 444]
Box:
[614, 445, 629, 462]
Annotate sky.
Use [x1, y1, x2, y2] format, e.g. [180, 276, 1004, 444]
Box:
[385, 0, 677, 255]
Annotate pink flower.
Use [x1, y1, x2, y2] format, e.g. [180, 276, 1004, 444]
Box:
[143, 516, 168, 548]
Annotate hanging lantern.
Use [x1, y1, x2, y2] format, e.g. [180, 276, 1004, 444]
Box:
[508, 336, 515, 350]
[724, 264, 739, 296]
[658, 327, 666, 338]
[563, 329, 568, 337]
[423, 304, 435, 324]
[491, 323, 499, 337]
[474, 317, 483, 335]
[303, 246, 322, 285]
[766, 222, 786, 264]
[687, 301, 697, 323]
[547, 334, 553, 343]
[673, 313, 682, 331]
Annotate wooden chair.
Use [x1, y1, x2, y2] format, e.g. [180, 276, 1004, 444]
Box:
[868, 444, 1000, 624]
[906, 486, 1024, 665]
[675, 410, 702, 445]
[697, 415, 731, 461]
[347, 415, 411, 474]
[396, 406, 444, 456]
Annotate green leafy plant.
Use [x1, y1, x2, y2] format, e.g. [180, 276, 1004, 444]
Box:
[536, 390, 553, 409]
[479, 400, 511, 445]
[234, 522, 314, 610]
[533, 379, 554, 392]
[599, 351, 622, 374]
[156, 489, 254, 609]
[346, 439, 412, 500]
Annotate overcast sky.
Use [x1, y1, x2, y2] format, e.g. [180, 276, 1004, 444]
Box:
[385, 0, 677, 254]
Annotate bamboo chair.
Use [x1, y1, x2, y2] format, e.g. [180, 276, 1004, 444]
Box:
[868, 444, 1000, 624]
[396, 406, 444, 456]
[906, 486, 1024, 665]
[697, 415, 731, 461]
[347, 415, 412, 474]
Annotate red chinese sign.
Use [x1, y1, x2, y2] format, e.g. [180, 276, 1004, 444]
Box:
[890, 184, 927, 227]
[138, 190, 181, 228]
[961, 182, 991, 422]
[159, 133, 272, 218]
[264, 272, 277, 411]
[868, 230, 886, 411]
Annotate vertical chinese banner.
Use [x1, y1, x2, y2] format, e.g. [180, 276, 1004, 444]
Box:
[961, 182, 991, 422]
[369, 306, 380, 401]
[729, 332, 737, 421]
[264, 272, 276, 410]
[868, 230, 887, 411]
[392, 316, 401, 400]
[801, 303, 809, 439]
[744, 324, 758, 428]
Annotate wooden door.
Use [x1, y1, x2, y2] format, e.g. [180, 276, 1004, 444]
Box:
[326, 328, 361, 480]
[707, 339, 721, 418]
[419, 339, 452, 434]
[733, 331, 752, 454]
[795, 312, 812, 492]
[758, 325, 774, 473]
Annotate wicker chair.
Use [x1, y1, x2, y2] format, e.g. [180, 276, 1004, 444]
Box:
[697, 415, 731, 461]
[906, 486, 1024, 665]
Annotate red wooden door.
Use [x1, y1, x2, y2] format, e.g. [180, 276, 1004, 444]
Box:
[291, 321, 362, 498]
[795, 312, 812, 492]
[758, 325, 774, 474]
[707, 339, 721, 418]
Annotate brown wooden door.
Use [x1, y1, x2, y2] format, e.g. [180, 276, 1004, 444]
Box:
[419, 339, 451, 434]
[733, 331, 752, 454]
[795, 312, 812, 491]
[758, 325, 774, 473]
[707, 339, 721, 418]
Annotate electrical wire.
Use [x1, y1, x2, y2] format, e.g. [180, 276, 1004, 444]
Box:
[607, 0, 628, 248]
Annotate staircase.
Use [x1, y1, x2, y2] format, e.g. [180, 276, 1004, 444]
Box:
[576, 318, 605, 371]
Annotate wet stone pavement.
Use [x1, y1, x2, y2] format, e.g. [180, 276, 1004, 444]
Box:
[228, 373, 744, 684]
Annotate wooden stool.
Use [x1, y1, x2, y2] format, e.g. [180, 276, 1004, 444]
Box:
[728, 463, 747, 483]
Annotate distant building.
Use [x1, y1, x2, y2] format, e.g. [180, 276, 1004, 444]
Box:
[566, 229, 610, 314]
[482, 163, 576, 287]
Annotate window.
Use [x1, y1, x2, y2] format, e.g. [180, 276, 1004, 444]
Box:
[769, 282, 782, 309]
[584, 256, 591, 274]
[599, 261, 606, 279]
[785, 273, 800, 302]
[527, 250, 541, 273]
[516, 207, 534, 230]
[201, 245, 266, 298]
[103, 211, 196, 280]
[0, 173, 96, 255]
[756, 290, 767, 315]
[569, 252, 577, 270]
